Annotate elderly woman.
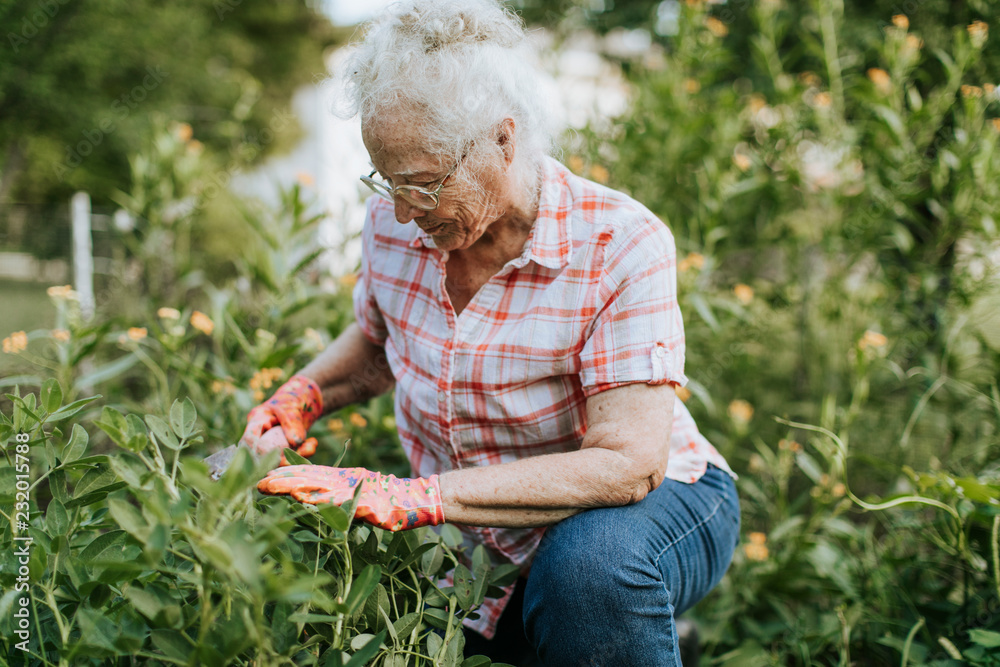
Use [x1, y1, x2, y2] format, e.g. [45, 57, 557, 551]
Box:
[242, 0, 740, 664]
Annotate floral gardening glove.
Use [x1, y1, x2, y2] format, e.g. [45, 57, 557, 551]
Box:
[241, 374, 323, 466]
[256, 465, 445, 532]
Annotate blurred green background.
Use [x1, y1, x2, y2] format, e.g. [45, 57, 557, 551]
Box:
[2, 0, 1000, 664]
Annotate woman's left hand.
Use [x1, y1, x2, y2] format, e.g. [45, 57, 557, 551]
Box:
[256, 465, 445, 532]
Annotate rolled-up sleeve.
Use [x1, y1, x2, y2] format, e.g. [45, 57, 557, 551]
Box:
[579, 214, 688, 397]
[352, 202, 389, 346]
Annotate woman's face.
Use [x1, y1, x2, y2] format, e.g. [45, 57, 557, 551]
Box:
[361, 112, 509, 253]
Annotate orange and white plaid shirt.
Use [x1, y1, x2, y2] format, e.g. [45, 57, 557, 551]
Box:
[352, 155, 737, 639]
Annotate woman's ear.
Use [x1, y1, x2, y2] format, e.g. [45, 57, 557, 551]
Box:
[495, 117, 516, 167]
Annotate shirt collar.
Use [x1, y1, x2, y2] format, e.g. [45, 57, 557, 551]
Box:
[408, 156, 573, 270]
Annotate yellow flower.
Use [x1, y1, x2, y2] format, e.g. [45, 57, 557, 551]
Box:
[831, 482, 846, 498]
[187, 140, 204, 155]
[589, 164, 610, 184]
[157, 307, 181, 320]
[2, 331, 28, 354]
[678, 252, 705, 273]
[211, 379, 236, 396]
[858, 329, 888, 350]
[349, 412, 368, 428]
[339, 273, 358, 289]
[744, 532, 769, 561]
[967, 20, 989, 48]
[733, 283, 754, 304]
[382, 416, 396, 430]
[867, 68, 892, 94]
[249, 368, 284, 391]
[812, 91, 832, 108]
[961, 85, 983, 99]
[253, 390, 265, 402]
[296, 171, 315, 187]
[675, 385, 692, 402]
[327, 418, 345, 432]
[176, 123, 193, 142]
[777, 438, 802, 452]
[748, 94, 767, 114]
[683, 78, 701, 94]
[904, 34, 923, 52]
[705, 16, 729, 38]
[728, 399, 754, 424]
[993, 118, 1000, 132]
[732, 153, 752, 172]
[567, 155, 585, 174]
[891, 14, 909, 30]
[127, 327, 148, 342]
[748, 453, 765, 473]
[985, 83, 996, 97]
[46, 284, 78, 301]
[190, 310, 214, 335]
[798, 71, 821, 88]
[51, 329, 71, 342]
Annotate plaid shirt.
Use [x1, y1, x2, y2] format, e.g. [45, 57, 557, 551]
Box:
[352, 155, 737, 639]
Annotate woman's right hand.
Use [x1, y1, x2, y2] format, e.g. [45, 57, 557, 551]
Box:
[240, 374, 323, 464]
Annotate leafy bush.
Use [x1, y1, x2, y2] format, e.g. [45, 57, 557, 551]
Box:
[0, 384, 520, 665]
[565, 1, 1000, 664]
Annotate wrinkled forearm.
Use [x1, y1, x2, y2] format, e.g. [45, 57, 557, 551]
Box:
[437, 447, 659, 528]
[298, 323, 395, 414]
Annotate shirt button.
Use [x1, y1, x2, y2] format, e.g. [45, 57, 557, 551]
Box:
[438, 390, 447, 402]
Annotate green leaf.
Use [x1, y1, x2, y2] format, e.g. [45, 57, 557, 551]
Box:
[422, 543, 444, 577]
[73, 466, 117, 497]
[426, 630, 444, 655]
[472, 544, 491, 573]
[46, 498, 68, 535]
[473, 561, 490, 607]
[48, 395, 101, 422]
[169, 398, 197, 439]
[461, 657, 492, 667]
[489, 564, 521, 588]
[150, 629, 193, 661]
[440, 524, 463, 548]
[40, 379, 63, 414]
[108, 497, 147, 540]
[125, 413, 149, 453]
[283, 448, 310, 466]
[969, 629, 1000, 648]
[454, 563, 474, 611]
[318, 504, 350, 532]
[145, 415, 180, 450]
[79, 530, 130, 565]
[344, 630, 387, 667]
[95, 407, 129, 449]
[61, 424, 89, 463]
[345, 564, 381, 615]
[392, 612, 421, 640]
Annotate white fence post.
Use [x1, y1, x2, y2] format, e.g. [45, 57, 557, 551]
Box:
[71, 191, 95, 321]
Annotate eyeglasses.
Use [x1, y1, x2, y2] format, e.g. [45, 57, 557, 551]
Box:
[360, 159, 462, 211]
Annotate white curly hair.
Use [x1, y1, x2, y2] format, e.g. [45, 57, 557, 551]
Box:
[340, 0, 554, 191]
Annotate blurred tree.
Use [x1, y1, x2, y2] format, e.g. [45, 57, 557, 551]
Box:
[0, 0, 339, 206]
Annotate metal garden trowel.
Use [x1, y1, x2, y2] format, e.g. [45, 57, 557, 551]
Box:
[203, 441, 255, 481]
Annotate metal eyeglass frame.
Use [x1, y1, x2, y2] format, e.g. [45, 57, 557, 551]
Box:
[360, 159, 462, 211]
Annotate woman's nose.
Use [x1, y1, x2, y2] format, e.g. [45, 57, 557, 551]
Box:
[394, 197, 424, 224]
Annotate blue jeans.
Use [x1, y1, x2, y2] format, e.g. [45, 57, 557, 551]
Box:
[521, 463, 740, 666]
